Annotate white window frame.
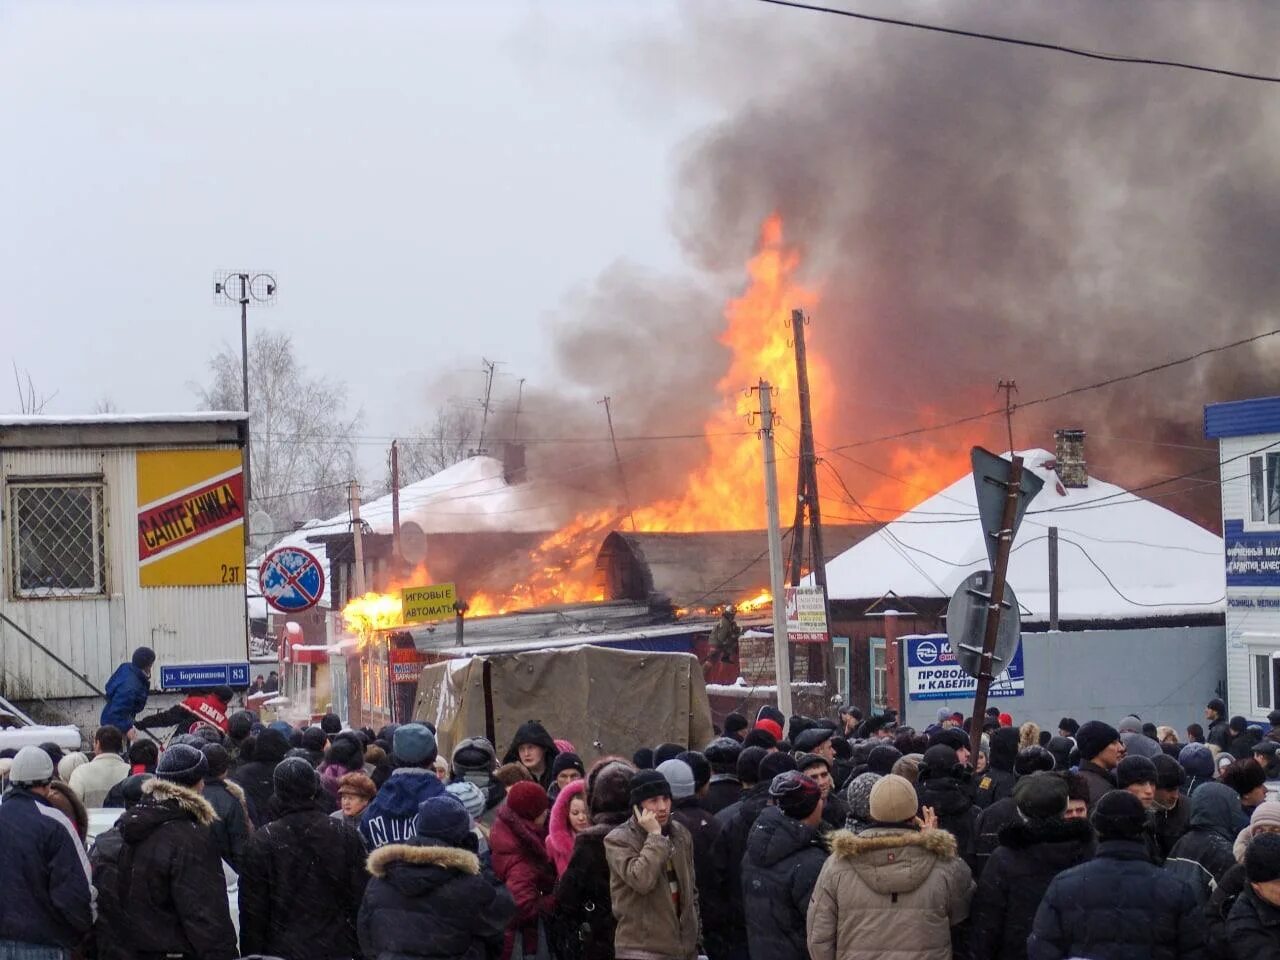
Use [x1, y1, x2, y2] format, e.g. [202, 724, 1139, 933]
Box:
[1245, 452, 1280, 531]
[870, 637, 889, 713]
[7, 478, 107, 599]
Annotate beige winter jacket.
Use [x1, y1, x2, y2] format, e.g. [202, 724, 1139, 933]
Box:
[806, 826, 974, 960]
[604, 816, 700, 960]
[68, 753, 131, 808]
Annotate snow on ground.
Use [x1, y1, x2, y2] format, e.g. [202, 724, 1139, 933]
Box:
[819, 448, 1225, 620]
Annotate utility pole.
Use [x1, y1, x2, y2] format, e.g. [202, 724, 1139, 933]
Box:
[214, 270, 276, 500]
[390, 441, 402, 563]
[1048, 525, 1060, 631]
[998, 379, 1018, 455]
[599, 396, 636, 531]
[476, 358, 499, 455]
[512, 378, 526, 442]
[968, 455, 1024, 751]
[349, 481, 367, 598]
[755, 379, 793, 717]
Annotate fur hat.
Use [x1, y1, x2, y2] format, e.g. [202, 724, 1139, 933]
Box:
[758, 751, 797, 782]
[629, 769, 672, 806]
[1092, 789, 1148, 840]
[743, 728, 778, 751]
[704, 737, 742, 772]
[1222, 759, 1267, 798]
[337, 772, 377, 802]
[587, 759, 636, 818]
[868, 745, 903, 775]
[932, 728, 971, 753]
[1014, 746, 1055, 777]
[1013, 772, 1068, 819]
[1116, 755, 1158, 789]
[677, 750, 711, 791]
[869, 774, 918, 824]
[921, 744, 960, 780]
[1152, 754, 1186, 790]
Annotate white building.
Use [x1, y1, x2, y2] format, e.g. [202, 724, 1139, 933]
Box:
[1206, 396, 1280, 719]
[0, 414, 249, 719]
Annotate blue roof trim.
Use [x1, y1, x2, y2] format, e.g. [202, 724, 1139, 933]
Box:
[1205, 396, 1280, 439]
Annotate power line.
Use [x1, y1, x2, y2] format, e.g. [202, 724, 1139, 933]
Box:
[754, 0, 1280, 84]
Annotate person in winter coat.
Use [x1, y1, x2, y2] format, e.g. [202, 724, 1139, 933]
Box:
[199, 743, 251, 870]
[361, 723, 446, 850]
[553, 758, 635, 960]
[89, 773, 152, 960]
[974, 727, 1019, 811]
[916, 744, 980, 873]
[1028, 789, 1206, 960]
[1227, 831, 1280, 957]
[1206, 698, 1232, 751]
[100, 645, 154, 736]
[0, 746, 94, 956]
[1152, 754, 1192, 861]
[1205, 801, 1280, 956]
[231, 726, 290, 827]
[451, 735, 505, 819]
[550, 752, 586, 801]
[69, 724, 131, 807]
[658, 758, 723, 954]
[844, 771, 882, 833]
[45, 777, 89, 843]
[1223, 757, 1269, 818]
[1180, 742, 1219, 796]
[807, 773, 974, 960]
[238, 757, 368, 959]
[797, 751, 848, 829]
[359, 794, 516, 960]
[973, 746, 1056, 866]
[502, 720, 560, 790]
[702, 737, 743, 815]
[319, 732, 367, 800]
[1074, 720, 1124, 809]
[742, 771, 828, 960]
[969, 773, 1095, 960]
[1165, 780, 1245, 905]
[491, 780, 557, 958]
[605, 770, 700, 960]
[546, 777, 589, 876]
[333, 771, 377, 829]
[115, 744, 238, 960]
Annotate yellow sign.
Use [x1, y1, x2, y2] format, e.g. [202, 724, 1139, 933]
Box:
[401, 582, 457, 623]
[137, 449, 246, 587]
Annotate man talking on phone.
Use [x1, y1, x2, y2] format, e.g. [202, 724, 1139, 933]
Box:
[604, 768, 701, 960]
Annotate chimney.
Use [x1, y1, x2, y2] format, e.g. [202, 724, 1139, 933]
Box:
[1053, 429, 1088, 488]
[502, 442, 527, 485]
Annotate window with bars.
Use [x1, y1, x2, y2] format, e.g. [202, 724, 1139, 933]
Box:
[8, 481, 107, 598]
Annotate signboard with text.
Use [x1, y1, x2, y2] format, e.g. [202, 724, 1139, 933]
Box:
[137, 449, 245, 587]
[1225, 520, 1280, 587]
[159, 662, 250, 690]
[401, 582, 457, 623]
[905, 635, 1024, 701]
[784, 585, 829, 644]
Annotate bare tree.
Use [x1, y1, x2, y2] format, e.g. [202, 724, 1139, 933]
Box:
[194, 329, 360, 524]
[91, 396, 119, 414]
[11, 363, 56, 414]
[392, 405, 478, 487]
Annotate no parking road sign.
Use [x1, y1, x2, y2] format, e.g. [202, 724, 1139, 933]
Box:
[260, 546, 325, 613]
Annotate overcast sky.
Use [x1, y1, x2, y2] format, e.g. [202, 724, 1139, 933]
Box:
[0, 0, 726, 470]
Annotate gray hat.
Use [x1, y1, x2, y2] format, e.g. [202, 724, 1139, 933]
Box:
[844, 771, 882, 826]
[656, 758, 696, 800]
[445, 780, 486, 822]
[9, 745, 54, 786]
[156, 744, 209, 787]
[393, 723, 438, 766]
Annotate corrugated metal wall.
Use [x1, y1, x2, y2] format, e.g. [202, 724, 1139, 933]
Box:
[0, 445, 247, 700]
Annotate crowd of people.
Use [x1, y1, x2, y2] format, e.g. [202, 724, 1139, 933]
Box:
[1, 650, 1279, 960]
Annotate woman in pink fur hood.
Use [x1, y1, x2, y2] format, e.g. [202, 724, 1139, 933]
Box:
[544, 777, 590, 875]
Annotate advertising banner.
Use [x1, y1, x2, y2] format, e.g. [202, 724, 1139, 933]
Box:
[137, 449, 245, 587]
[905, 635, 1025, 701]
[784, 585, 829, 643]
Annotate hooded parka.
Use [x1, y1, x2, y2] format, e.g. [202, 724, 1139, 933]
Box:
[501, 721, 560, 790]
[742, 805, 827, 960]
[1165, 781, 1244, 905]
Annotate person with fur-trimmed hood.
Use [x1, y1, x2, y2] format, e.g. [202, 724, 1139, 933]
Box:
[807, 773, 974, 960]
[359, 794, 516, 960]
[238, 757, 368, 958]
[970, 773, 1095, 960]
[114, 743, 238, 960]
[502, 720, 560, 790]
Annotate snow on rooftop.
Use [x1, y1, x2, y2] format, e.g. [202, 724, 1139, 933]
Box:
[0, 411, 247, 426]
[248, 455, 568, 608]
[818, 448, 1225, 620]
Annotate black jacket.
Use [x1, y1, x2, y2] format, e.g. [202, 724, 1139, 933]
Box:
[1229, 728, 1263, 760]
[1153, 795, 1192, 862]
[671, 796, 725, 959]
[231, 729, 290, 829]
[500, 720, 560, 790]
[1078, 762, 1116, 809]
[970, 815, 1095, 960]
[1206, 860, 1248, 959]
[116, 779, 238, 960]
[711, 781, 771, 954]
[1165, 783, 1242, 906]
[89, 824, 133, 960]
[552, 814, 626, 960]
[202, 778, 251, 870]
[1208, 718, 1231, 752]
[973, 796, 1021, 864]
[703, 775, 742, 815]
[973, 767, 1017, 811]
[359, 837, 515, 960]
[1227, 885, 1280, 959]
[917, 774, 981, 873]
[1028, 838, 1207, 960]
[238, 802, 368, 959]
[741, 806, 827, 960]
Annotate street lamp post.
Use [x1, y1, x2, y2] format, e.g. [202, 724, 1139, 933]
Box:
[214, 270, 277, 501]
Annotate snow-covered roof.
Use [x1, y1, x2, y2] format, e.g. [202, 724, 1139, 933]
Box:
[0, 411, 247, 426]
[820, 448, 1225, 621]
[248, 456, 567, 609]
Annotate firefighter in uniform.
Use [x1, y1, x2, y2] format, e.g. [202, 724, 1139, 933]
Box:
[709, 605, 742, 664]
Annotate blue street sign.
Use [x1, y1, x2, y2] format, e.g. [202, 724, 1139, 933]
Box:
[160, 662, 251, 690]
[260, 546, 326, 613]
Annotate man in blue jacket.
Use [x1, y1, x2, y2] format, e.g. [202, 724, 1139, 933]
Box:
[360, 723, 445, 850]
[100, 646, 154, 737]
[0, 746, 95, 956]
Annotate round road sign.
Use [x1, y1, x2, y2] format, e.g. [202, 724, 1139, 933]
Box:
[260, 546, 325, 614]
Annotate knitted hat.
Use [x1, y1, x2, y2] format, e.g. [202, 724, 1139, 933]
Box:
[632, 748, 654, 770]
[1152, 754, 1186, 790]
[998, 713, 1013, 727]
[200, 743, 230, 779]
[1179, 742, 1216, 781]
[1091, 790, 1148, 840]
[1247, 832, 1280, 883]
[552, 752, 585, 780]
[758, 751, 797, 782]
[869, 774, 919, 824]
[921, 744, 960, 780]
[415, 795, 472, 845]
[1075, 721, 1121, 762]
[228, 712, 254, 740]
[1014, 746, 1055, 777]
[1121, 731, 1162, 760]
[1116, 756, 1158, 789]
[794, 728, 835, 754]
[769, 771, 821, 819]
[9, 745, 54, 786]
[677, 751, 711, 791]
[326, 733, 365, 771]
[935, 707, 951, 724]
[193, 726, 224, 745]
[321, 713, 342, 735]
[868, 745, 903, 775]
[1251, 801, 1280, 836]
[337, 772, 377, 802]
[737, 746, 768, 784]
[301, 726, 327, 753]
[724, 713, 749, 737]
[1013, 772, 1068, 819]
[506, 781, 550, 821]
[274, 757, 319, 803]
[704, 737, 742, 772]
[653, 743, 684, 767]
[754, 718, 784, 742]
[1117, 715, 1143, 734]
[629, 769, 672, 806]
[845, 772, 882, 822]
[588, 759, 636, 817]
[1046, 736, 1076, 770]
[445, 780, 487, 822]
[156, 744, 208, 787]
[57, 752, 89, 783]
[743, 728, 778, 751]
[131, 646, 156, 669]
[393, 724, 438, 766]
[656, 759, 696, 800]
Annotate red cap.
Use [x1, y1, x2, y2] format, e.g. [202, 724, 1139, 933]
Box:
[755, 718, 784, 741]
[999, 713, 1013, 727]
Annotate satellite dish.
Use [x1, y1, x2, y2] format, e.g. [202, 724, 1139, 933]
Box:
[400, 521, 427, 563]
[249, 510, 276, 551]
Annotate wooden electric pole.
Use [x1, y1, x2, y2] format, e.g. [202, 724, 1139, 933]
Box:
[756, 380, 793, 717]
[599, 395, 636, 531]
[390, 440, 402, 563]
[349, 480, 366, 599]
